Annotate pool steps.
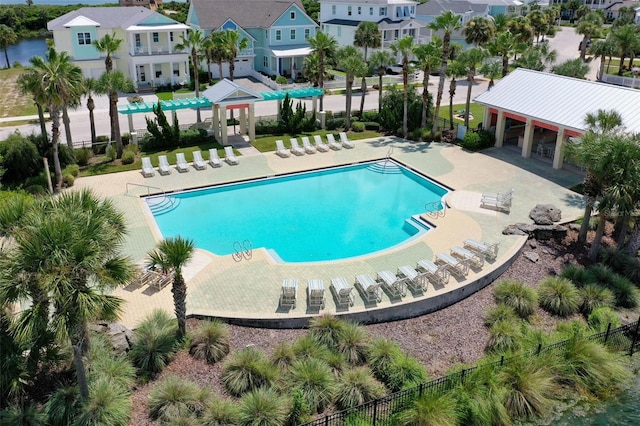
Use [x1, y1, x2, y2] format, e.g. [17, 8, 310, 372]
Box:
[366, 161, 402, 174]
[146, 196, 179, 215]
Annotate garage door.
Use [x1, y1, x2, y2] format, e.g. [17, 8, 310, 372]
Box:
[234, 58, 253, 77]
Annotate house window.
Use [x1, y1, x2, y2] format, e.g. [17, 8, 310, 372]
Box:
[394, 29, 399, 39]
[403, 7, 409, 16]
[264, 56, 268, 67]
[276, 30, 281, 41]
[370, 7, 373, 15]
[153, 32, 159, 43]
[332, 5, 336, 14]
[357, 6, 361, 14]
[290, 11, 295, 19]
[337, 27, 342, 36]
[170, 32, 173, 42]
[410, 6, 415, 14]
[382, 30, 387, 39]
[305, 28, 310, 39]
[379, 7, 386, 16]
[77, 32, 91, 45]
[290, 29, 296, 39]
[135, 34, 141, 47]
[348, 6, 352, 16]
[265, 30, 268, 38]
[396, 7, 401, 17]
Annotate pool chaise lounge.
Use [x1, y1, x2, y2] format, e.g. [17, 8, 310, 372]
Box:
[417, 259, 450, 287]
[290, 138, 305, 156]
[308, 279, 326, 309]
[331, 277, 355, 307]
[326, 134, 342, 151]
[192, 151, 207, 170]
[224, 146, 239, 165]
[175, 153, 190, 173]
[141, 157, 155, 177]
[435, 253, 469, 278]
[158, 155, 171, 175]
[339, 132, 355, 149]
[313, 135, 330, 152]
[397, 265, 427, 292]
[280, 279, 298, 309]
[275, 140, 291, 158]
[301, 136, 317, 154]
[376, 270, 407, 298]
[463, 239, 499, 261]
[355, 274, 382, 303]
[209, 149, 222, 168]
[450, 246, 484, 268]
[481, 188, 513, 212]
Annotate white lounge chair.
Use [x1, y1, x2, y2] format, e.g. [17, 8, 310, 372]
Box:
[151, 271, 173, 291]
[417, 259, 450, 287]
[192, 151, 207, 170]
[289, 138, 305, 156]
[339, 132, 355, 149]
[208, 149, 222, 168]
[275, 140, 291, 158]
[331, 277, 355, 308]
[141, 157, 155, 177]
[280, 279, 298, 309]
[397, 265, 427, 292]
[301, 136, 317, 154]
[175, 153, 190, 173]
[313, 135, 330, 152]
[158, 155, 171, 175]
[463, 239, 500, 261]
[450, 246, 484, 268]
[326, 134, 342, 151]
[481, 188, 513, 213]
[355, 274, 382, 303]
[308, 279, 326, 309]
[224, 146, 239, 165]
[376, 270, 406, 298]
[435, 253, 469, 278]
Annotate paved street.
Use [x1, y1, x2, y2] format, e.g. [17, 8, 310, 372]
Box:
[0, 27, 588, 143]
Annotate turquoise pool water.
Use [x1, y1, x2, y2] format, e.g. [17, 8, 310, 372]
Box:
[148, 161, 449, 262]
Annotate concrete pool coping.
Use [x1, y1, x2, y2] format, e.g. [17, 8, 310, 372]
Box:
[74, 137, 585, 329]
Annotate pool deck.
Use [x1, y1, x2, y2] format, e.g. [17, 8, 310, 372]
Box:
[74, 137, 585, 328]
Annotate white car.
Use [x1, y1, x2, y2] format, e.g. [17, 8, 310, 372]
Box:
[386, 64, 403, 75]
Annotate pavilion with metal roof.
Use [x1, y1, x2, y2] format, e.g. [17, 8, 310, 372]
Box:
[474, 68, 640, 169]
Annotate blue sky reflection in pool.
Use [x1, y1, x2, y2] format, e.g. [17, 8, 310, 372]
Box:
[149, 161, 448, 262]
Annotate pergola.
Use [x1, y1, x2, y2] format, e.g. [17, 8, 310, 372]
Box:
[118, 79, 324, 145]
[474, 68, 640, 169]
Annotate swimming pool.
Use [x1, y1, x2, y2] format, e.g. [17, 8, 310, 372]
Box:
[147, 160, 449, 262]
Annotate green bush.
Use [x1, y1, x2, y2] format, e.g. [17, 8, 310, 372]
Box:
[336, 322, 370, 365]
[75, 377, 131, 426]
[238, 388, 287, 426]
[121, 151, 135, 165]
[276, 76, 288, 84]
[409, 128, 423, 141]
[255, 120, 281, 136]
[363, 121, 380, 131]
[351, 121, 365, 132]
[486, 319, 522, 353]
[368, 338, 402, 384]
[386, 354, 428, 392]
[292, 335, 330, 360]
[537, 277, 580, 317]
[62, 174, 75, 187]
[148, 375, 206, 423]
[188, 320, 230, 364]
[361, 111, 379, 122]
[287, 358, 335, 413]
[421, 128, 433, 141]
[0, 132, 41, 183]
[484, 304, 519, 328]
[106, 146, 117, 162]
[493, 280, 538, 319]
[24, 173, 49, 189]
[129, 310, 178, 377]
[326, 118, 345, 130]
[588, 307, 621, 331]
[379, 86, 426, 135]
[607, 275, 639, 308]
[270, 341, 296, 370]
[461, 131, 482, 150]
[44, 386, 81, 426]
[63, 164, 80, 177]
[561, 264, 590, 287]
[202, 396, 240, 425]
[74, 148, 93, 166]
[579, 284, 616, 315]
[221, 346, 276, 397]
[397, 390, 460, 426]
[498, 356, 557, 419]
[334, 367, 386, 410]
[309, 314, 346, 349]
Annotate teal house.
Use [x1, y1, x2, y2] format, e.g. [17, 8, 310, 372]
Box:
[187, 0, 318, 79]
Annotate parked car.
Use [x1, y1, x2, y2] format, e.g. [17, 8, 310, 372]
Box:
[386, 64, 403, 75]
[578, 39, 591, 50]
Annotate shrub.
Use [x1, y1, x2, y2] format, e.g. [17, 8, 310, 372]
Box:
[561, 264, 590, 288]
[123, 143, 138, 154]
[324, 351, 348, 376]
[386, 354, 428, 392]
[292, 335, 330, 360]
[363, 121, 380, 131]
[270, 341, 296, 370]
[461, 131, 482, 150]
[493, 280, 538, 319]
[255, 120, 281, 136]
[621, 256, 640, 285]
[238, 388, 287, 426]
[397, 390, 460, 426]
[336, 322, 369, 365]
[598, 247, 630, 274]
[309, 314, 346, 349]
[586, 264, 616, 286]
[351, 121, 365, 132]
[409, 128, 422, 141]
[476, 130, 496, 148]
[44, 386, 81, 426]
[148, 376, 206, 423]
[334, 367, 386, 410]
[286, 388, 312, 426]
[129, 310, 178, 377]
[287, 358, 336, 413]
[63, 164, 80, 177]
[189, 319, 230, 364]
[221, 346, 276, 397]
[202, 396, 240, 426]
[486, 319, 522, 353]
[73, 148, 92, 167]
[588, 307, 621, 331]
[368, 338, 402, 384]
[24, 173, 49, 189]
[379, 86, 425, 135]
[106, 146, 117, 162]
[326, 118, 346, 130]
[121, 151, 135, 165]
[537, 277, 580, 317]
[75, 377, 131, 426]
[276, 76, 288, 84]
[607, 274, 639, 308]
[62, 174, 75, 187]
[361, 111, 379, 122]
[0, 132, 41, 183]
[484, 304, 519, 328]
[579, 284, 616, 315]
[0, 403, 46, 425]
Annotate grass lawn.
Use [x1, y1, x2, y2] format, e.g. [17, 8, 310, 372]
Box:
[252, 130, 381, 153]
[155, 92, 173, 101]
[0, 67, 39, 118]
[439, 103, 483, 129]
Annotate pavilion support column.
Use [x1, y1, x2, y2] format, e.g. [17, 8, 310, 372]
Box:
[212, 105, 220, 139]
[277, 101, 282, 121]
[521, 118, 534, 158]
[248, 103, 255, 142]
[239, 108, 247, 135]
[172, 110, 177, 126]
[494, 110, 506, 147]
[127, 114, 134, 134]
[482, 107, 490, 130]
[553, 127, 566, 170]
[312, 97, 318, 118]
[221, 105, 228, 146]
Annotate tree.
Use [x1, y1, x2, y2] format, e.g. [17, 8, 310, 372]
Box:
[368, 50, 394, 114]
[611, 24, 640, 74]
[390, 36, 415, 138]
[28, 48, 83, 190]
[82, 77, 98, 149]
[487, 31, 522, 77]
[479, 60, 502, 89]
[353, 21, 381, 117]
[17, 69, 48, 143]
[508, 15, 533, 45]
[429, 11, 461, 134]
[457, 47, 487, 128]
[176, 28, 206, 122]
[308, 31, 338, 111]
[527, 10, 550, 43]
[462, 16, 495, 47]
[446, 60, 467, 129]
[338, 50, 368, 129]
[552, 58, 590, 79]
[220, 29, 249, 81]
[303, 52, 329, 88]
[92, 32, 123, 73]
[493, 14, 509, 33]
[589, 38, 618, 81]
[576, 13, 604, 61]
[95, 71, 134, 159]
[414, 39, 442, 128]
[146, 236, 196, 340]
[209, 30, 228, 80]
[515, 42, 557, 71]
[0, 24, 17, 69]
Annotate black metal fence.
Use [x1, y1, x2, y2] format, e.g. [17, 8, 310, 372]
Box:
[299, 318, 640, 426]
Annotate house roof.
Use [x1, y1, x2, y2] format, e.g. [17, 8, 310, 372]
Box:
[416, 0, 488, 16]
[202, 78, 263, 104]
[378, 17, 424, 29]
[474, 68, 640, 133]
[48, 7, 159, 31]
[467, 0, 522, 6]
[320, 0, 418, 4]
[189, 0, 306, 31]
[324, 18, 361, 26]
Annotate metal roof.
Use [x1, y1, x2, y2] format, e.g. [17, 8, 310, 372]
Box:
[474, 68, 640, 134]
[202, 78, 263, 104]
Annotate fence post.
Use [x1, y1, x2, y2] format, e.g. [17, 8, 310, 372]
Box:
[536, 343, 542, 355]
[604, 323, 611, 344]
[630, 317, 640, 357]
[500, 355, 504, 366]
[418, 382, 424, 397]
[372, 399, 378, 426]
[324, 414, 329, 426]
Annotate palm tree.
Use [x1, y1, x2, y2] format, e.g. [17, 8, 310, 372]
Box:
[515, 42, 557, 71]
[429, 10, 461, 134]
[527, 10, 550, 43]
[353, 21, 381, 116]
[176, 28, 206, 122]
[457, 47, 487, 128]
[308, 31, 338, 111]
[446, 60, 467, 130]
[463, 16, 495, 47]
[92, 32, 123, 72]
[29, 48, 83, 190]
[339, 50, 368, 129]
[413, 39, 442, 128]
[95, 71, 134, 159]
[368, 50, 394, 113]
[611, 24, 640, 73]
[487, 31, 521, 77]
[146, 236, 196, 340]
[479, 60, 502, 89]
[589, 38, 619, 81]
[220, 29, 249, 81]
[390, 36, 415, 138]
[508, 15, 534, 45]
[0, 24, 17, 69]
[577, 13, 604, 61]
[209, 30, 228, 80]
[552, 58, 590, 79]
[493, 13, 509, 33]
[82, 77, 98, 148]
[17, 69, 48, 143]
[304, 52, 326, 88]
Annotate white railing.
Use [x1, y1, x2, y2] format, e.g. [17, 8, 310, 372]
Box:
[249, 70, 282, 91]
[601, 73, 640, 89]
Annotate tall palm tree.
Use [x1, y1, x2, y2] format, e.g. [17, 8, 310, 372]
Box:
[308, 31, 338, 111]
[220, 30, 249, 81]
[611, 24, 640, 73]
[353, 21, 381, 116]
[446, 60, 467, 130]
[552, 58, 590, 79]
[589, 37, 619, 81]
[29, 48, 83, 190]
[462, 16, 495, 47]
[17, 69, 48, 143]
[0, 24, 17, 69]
[508, 15, 534, 45]
[339, 50, 368, 129]
[527, 10, 550, 43]
[209, 30, 228, 80]
[176, 28, 206, 122]
[429, 11, 461, 134]
[479, 60, 502, 89]
[146, 236, 195, 340]
[576, 13, 603, 61]
[413, 39, 442, 128]
[487, 31, 521, 77]
[202, 36, 214, 83]
[82, 77, 99, 148]
[92, 32, 123, 72]
[493, 13, 509, 33]
[95, 71, 134, 159]
[390, 36, 415, 138]
[457, 47, 487, 129]
[368, 50, 394, 114]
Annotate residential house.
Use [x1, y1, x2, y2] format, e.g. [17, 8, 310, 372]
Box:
[416, 0, 490, 47]
[186, 0, 318, 79]
[48, 7, 191, 90]
[467, 0, 522, 17]
[119, 0, 163, 11]
[318, 0, 427, 56]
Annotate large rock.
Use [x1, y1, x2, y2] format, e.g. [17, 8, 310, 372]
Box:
[529, 204, 562, 225]
[503, 223, 568, 240]
[90, 322, 134, 356]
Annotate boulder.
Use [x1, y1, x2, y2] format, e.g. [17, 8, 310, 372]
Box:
[529, 204, 562, 225]
[524, 251, 540, 263]
[91, 322, 133, 356]
[502, 223, 567, 240]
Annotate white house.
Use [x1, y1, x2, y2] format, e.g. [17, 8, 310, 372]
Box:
[416, 0, 491, 47]
[48, 7, 191, 90]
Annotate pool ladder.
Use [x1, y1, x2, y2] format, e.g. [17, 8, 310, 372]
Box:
[233, 239, 253, 262]
[425, 200, 446, 219]
[383, 146, 394, 171]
